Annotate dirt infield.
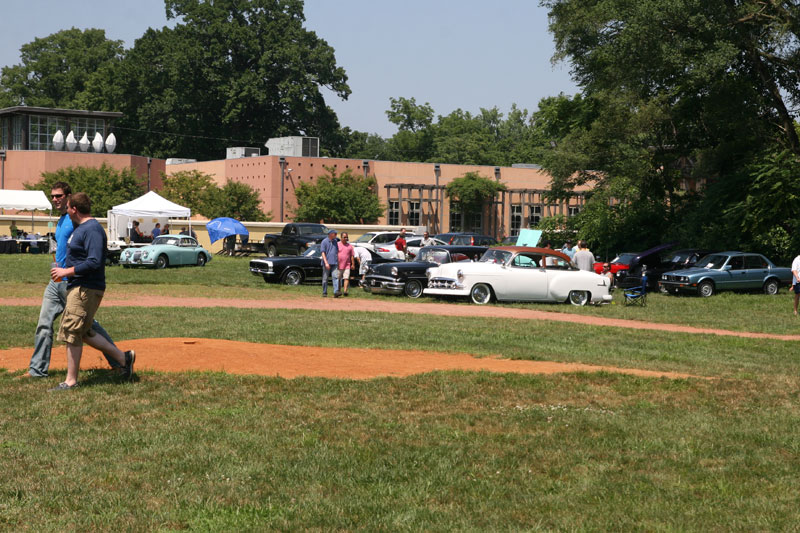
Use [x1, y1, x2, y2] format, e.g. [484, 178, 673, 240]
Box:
[1, 337, 698, 380]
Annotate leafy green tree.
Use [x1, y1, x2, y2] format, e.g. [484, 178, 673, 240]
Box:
[203, 180, 271, 222]
[0, 28, 124, 108]
[27, 164, 144, 217]
[83, 0, 351, 160]
[445, 172, 506, 231]
[159, 170, 218, 215]
[292, 167, 384, 224]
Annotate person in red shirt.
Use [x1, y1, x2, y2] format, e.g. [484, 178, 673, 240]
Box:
[395, 228, 407, 260]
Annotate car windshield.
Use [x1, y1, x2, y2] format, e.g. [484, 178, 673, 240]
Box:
[695, 254, 728, 269]
[298, 224, 328, 235]
[153, 236, 179, 246]
[302, 246, 321, 258]
[612, 253, 638, 265]
[355, 233, 376, 243]
[480, 249, 512, 264]
[418, 248, 450, 264]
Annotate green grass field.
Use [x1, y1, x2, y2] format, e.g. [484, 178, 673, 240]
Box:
[1, 255, 799, 530]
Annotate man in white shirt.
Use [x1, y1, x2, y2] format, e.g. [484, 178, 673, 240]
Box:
[792, 254, 800, 315]
[353, 245, 372, 287]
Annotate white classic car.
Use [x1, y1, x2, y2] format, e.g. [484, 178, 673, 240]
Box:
[423, 246, 613, 305]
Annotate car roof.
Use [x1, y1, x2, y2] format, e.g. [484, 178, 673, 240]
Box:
[492, 246, 572, 262]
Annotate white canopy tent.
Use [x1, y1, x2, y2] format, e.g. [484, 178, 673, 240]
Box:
[0, 189, 52, 231]
[107, 191, 191, 242]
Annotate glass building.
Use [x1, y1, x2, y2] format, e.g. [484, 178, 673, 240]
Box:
[0, 106, 122, 151]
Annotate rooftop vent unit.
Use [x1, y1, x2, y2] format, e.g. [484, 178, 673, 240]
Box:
[226, 147, 261, 159]
[264, 136, 319, 157]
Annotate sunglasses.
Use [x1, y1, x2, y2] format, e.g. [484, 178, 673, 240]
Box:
[51, 193, 65, 199]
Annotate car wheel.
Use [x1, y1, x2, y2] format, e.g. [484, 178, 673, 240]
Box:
[197, 254, 207, 267]
[568, 290, 590, 306]
[282, 268, 303, 286]
[698, 280, 714, 297]
[155, 255, 169, 269]
[404, 279, 423, 298]
[763, 279, 779, 295]
[267, 244, 278, 257]
[470, 283, 493, 305]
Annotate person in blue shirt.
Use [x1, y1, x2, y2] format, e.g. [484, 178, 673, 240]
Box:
[26, 182, 123, 379]
[49, 192, 134, 390]
[151, 223, 162, 240]
[319, 229, 341, 297]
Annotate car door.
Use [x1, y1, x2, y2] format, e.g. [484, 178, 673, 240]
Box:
[721, 256, 746, 289]
[501, 252, 548, 301]
[279, 225, 298, 255]
[742, 255, 769, 289]
[179, 237, 196, 265]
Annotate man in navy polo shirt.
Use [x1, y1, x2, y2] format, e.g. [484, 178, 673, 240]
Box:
[49, 192, 134, 390]
[26, 182, 123, 378]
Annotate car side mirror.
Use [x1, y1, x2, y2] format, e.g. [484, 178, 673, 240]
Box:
[722, 265, 732, 271]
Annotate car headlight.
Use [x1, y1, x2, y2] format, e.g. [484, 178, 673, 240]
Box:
[265, 261, 273, 268]
[391, 266, 398, 276]
[457, 269, 464, 280]
[661, 274, 667, 280]
[142, 251, 150, 259]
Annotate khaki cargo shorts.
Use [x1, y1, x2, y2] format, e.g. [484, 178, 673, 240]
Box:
[57, 286, 104, 346]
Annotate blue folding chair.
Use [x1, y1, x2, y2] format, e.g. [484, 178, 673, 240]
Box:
[623, 274, 647, 306]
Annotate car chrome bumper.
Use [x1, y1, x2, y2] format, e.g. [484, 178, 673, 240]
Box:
[363, 277, 404, 295]
[250, 267, 274, 276]
[658, 281, 694, 291]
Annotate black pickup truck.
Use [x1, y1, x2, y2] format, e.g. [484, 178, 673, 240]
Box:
[262, 223, 331, 257]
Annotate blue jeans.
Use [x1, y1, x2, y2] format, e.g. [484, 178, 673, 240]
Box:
[29, 280, 120, 377]
[322, 266, 340, 295]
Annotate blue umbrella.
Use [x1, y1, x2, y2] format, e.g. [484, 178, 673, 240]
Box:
[206, 217, 249, 244]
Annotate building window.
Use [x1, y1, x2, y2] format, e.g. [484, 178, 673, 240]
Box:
[0, 118, 8, 150]
[12, 116, 24, 150]
[466, 211, 482, 233]
[388, 201, 400, 226]
[73, 117, 106, 151]
[530, 205, 542, 227]
[449, 202, 462, 231]
[407, 201, 420, 227]
[29, 116, 67, 150]
[568, 206, 581, 217]
[510, 204, 522, 234]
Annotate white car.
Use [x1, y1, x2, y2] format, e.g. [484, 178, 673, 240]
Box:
[375, 237, 448, 260]
[353, 231, 422, 258]
[424, 246, 613, 305]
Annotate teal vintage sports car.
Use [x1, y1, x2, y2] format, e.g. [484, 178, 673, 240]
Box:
[119, 235, 212, 269]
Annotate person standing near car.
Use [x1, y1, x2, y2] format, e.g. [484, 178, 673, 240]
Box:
[354, 245, 372, 287]
[420, 231, 436, 247]
[48, 192, 134, 390]
[320, 229, 341, 297]
[395, 228, 408, 260]
[572, 240, 596, 271]
[337, 232, 355, 296]
[792, 253, 800, 315]
[25, 182, 123, 379]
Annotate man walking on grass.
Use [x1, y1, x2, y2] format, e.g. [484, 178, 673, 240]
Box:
[49, 192, 134, 390]
[320, 229, 340, 298]
[26, 181, 123, 378]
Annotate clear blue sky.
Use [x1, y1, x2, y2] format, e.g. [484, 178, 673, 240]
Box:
[1, 0, 578, 138]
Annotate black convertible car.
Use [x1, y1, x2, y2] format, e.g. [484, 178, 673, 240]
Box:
[363, 245, 488, 298]
[250, 245, 397, 285]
